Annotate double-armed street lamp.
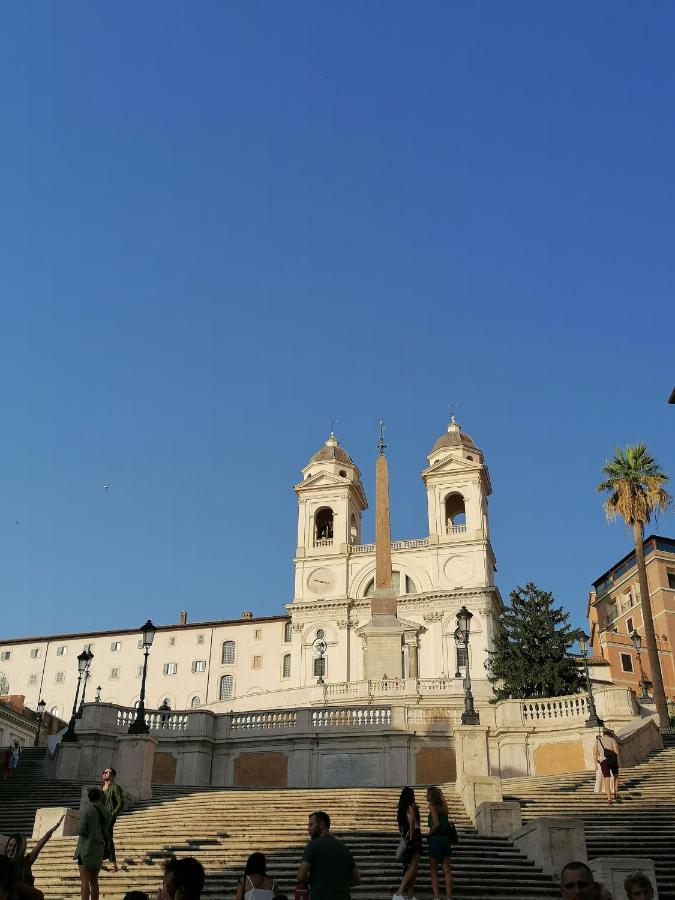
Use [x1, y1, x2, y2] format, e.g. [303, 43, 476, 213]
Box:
[62, 648, 94, 742]
[77, 669, 92, 719]
[128, 619, 157, 735]
[578, 632, 604, 729]
[33, 698, 47, 747]
[456, 606, 480, 725]
[630, 629, 651, 701]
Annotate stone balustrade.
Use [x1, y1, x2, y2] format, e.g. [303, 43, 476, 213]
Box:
[230, 710, 296, 731]
[311, 707, 392, 728]
[446, 524, 467, 534]
[350, 538, 429, 554]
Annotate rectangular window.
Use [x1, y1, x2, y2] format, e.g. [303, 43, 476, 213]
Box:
[83, 643, 94, 653]
[221, 641, 235, 664]
[110, 641, 121, 652]
[30, 648, 40, 659]
[313, 657, 326, 678]
[254, 628, 262, 640]
[168, 637, 176, 646]
[620, 653, 634, 673]
[0, 651, 11, 661]
[282, 654, 291, 678]
[55, 671, 65, 684]
[56, 646, 67, 657]
[197, 634, 205, 645]
[110, 668, 120, 680]
[626, 617, 634, 634]
[192, 660, 207, 673]
[668, 571, 675, 589]
[283, 622, 292, 643]
[136, 665, 144, 678]
[28, 674, 38, 686]
[137, 639, 144, 649]
[252, 655, 262, 670]
[163, 662, 178, 675]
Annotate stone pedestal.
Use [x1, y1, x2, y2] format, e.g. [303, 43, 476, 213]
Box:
[54, 741, 83, 780]
[361, 617, 406, 681]
[590, 857, 659, 900]
[454, 725, 490, 780]
[32, 807, 80, 840]
[512, 817, 586, 879]
[115, 734, 157, 801]
[458, 776, 503, 821]
[475, 801, 522, 836]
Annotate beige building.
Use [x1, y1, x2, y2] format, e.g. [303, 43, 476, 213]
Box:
[589, 535, 675, 701]
[0, 420, 501, 718]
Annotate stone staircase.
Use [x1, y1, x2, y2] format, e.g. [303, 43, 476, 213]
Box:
[503, 732, 675, 900]
[9, 774, 561, 899]
[0, 747, 88, 835]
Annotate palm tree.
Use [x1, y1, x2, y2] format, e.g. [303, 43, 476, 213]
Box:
[597, 444, 671, 729]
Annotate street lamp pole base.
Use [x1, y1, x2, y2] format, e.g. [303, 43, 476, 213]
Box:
[461, 710, 481, 725]
[585, 713, 604, 729]
[128, 703, 150, 735]
[61, 718, 78, 743]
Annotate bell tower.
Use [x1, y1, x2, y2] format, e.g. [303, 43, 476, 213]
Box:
[293, 432, 367, 602]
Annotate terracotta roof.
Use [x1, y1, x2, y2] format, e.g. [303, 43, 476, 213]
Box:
[431, 429, 478, 453]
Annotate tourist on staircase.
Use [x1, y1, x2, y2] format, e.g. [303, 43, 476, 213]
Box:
[296, 811, 359, 900]
[426, 786, 454, 900]
[101, 766, 125, 872]
[74, 787, 109, 900]
[159, 855, 205, 900]
[593, 728, 621, 805]
[3, 816, 63, 892]
[234, 852, 280, 900]
[624, 872, 654, 900]
[0, 851, 44, 900]
[3, 741, 21, 781]
[392, 786, 422, 900]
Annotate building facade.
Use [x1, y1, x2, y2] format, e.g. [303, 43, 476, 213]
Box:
[0, 420, 501, 718]
[588, 535, 675, 700]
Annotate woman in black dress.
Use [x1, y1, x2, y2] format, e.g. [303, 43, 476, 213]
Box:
[393, 786, 422, 900]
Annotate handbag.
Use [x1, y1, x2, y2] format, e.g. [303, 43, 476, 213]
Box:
[395, 832, 408, 861]
[449, 822, 459, 845]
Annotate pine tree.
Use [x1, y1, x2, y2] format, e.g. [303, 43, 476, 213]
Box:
[488, 582, 584, 701]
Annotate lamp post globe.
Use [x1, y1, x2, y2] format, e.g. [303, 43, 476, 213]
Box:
[128, 619, 157, 735]
[578, 631, 603, 728]
[62, 650, 92, 742]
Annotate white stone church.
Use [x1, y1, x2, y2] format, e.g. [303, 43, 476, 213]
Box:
[0, 419, 500, 719]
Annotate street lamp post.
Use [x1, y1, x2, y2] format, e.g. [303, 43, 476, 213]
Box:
[34, 698, 46, 747]
[578, 633, 604, 728]
[630, 629, 651, 701]
[95, 685, 102, 704]
[62, 649, 94, 742]
[453, 627, 463, 679]
[76, 669, 92, 719]
[128, 620, 157, 735]
[457, 606, 480, 725]
[313, 637, 327, 686]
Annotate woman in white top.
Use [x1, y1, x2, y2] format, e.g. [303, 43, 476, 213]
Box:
[234, 852, 279, 900]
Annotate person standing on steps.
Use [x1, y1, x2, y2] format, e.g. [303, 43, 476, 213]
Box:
[74, 787, 109, 900]
[233, 852, 280, 900]
[5, 740, 21, 780]
[392, 787, 422, 900]
[296, 811, 360, 900]
[101, 766, 124, 871]
[593, 728, 620, 805]
[426, 786, 454, 900]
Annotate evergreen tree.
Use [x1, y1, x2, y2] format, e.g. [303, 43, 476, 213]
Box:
[487, 582, 584, 701]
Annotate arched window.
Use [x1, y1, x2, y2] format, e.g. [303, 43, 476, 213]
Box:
[350, 513, 358, 544]
[364, 571, 417, 597]
[282, 654, 291, 678]
[190, 696, 201, 709]
[314, 507, 334, 543]
[221, 641, 235, 664]
[445, 493, 466, 530]
[50, 706, 60, 718]
[283, 621, 292, 642]
[219, 675, 233, 701]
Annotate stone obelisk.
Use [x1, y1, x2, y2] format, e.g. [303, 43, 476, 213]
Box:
[361, 423, 406, 680]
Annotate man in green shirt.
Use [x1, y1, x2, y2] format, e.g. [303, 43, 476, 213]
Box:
[297, 811, 360, 900]
[101, 766, 125, 872]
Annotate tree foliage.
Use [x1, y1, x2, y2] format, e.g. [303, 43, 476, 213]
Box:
[488, 583, 584, 701]
[597, 443, 671, 526]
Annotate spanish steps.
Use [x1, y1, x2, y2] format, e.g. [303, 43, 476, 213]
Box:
[0, 738, 673, 899]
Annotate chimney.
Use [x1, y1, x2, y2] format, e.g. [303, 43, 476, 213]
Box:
[180, 610, 188, 626]
[241, 611, 253, 620]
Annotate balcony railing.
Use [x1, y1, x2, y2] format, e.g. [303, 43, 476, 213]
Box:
[313, 538, 333, 548]
[446, 524, 467, 535]
[350, 538, 429, 554]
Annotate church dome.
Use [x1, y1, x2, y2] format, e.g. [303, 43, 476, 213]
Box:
[308, 433, 355, 466]
[431, 418, 479, 454]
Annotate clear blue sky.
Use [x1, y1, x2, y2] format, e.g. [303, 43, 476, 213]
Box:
[1, 2, 673, 641]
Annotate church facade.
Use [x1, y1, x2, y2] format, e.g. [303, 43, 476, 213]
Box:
[0, 420, 501, 722]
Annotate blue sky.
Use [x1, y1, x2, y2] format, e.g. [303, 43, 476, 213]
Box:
[0, 2, 673, 641]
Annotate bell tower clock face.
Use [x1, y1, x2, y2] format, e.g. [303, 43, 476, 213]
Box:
[307, 567, 335, 594]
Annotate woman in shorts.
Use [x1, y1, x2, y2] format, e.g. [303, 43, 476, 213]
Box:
[594, 727, 620, 804]
[426, 785, 453, 900]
